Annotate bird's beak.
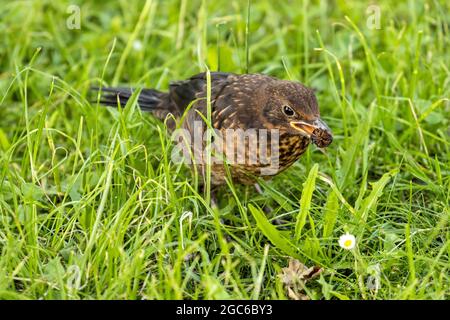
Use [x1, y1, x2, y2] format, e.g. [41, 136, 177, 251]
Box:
[290, 118, 333, 148]
[290, 119, 329, 137]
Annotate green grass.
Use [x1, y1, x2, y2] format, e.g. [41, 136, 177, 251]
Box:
[0, 0, 449, 300]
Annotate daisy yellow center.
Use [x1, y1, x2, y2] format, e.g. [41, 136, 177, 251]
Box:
[344, 239, 352, 247]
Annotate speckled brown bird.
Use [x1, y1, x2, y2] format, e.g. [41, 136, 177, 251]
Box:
[95, 72, 332, 185]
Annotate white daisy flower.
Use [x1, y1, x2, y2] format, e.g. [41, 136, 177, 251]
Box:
[132, 40, 143, 51]
[338, 233, 356, 250]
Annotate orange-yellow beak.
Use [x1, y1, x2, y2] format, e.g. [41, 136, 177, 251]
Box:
[290, 121, 316, 137]
[290, 119, 333, 147]
[290, 119, 330, 136]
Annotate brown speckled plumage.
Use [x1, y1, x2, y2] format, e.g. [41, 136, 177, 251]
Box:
[95, 72, 332, 185]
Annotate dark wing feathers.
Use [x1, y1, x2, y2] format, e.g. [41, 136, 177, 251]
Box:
[169, 72, 234, 112]
[93, 87, 165, 112]
[93, 72, 236, 125]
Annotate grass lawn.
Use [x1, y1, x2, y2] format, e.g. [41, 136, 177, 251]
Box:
[0, 0, 448, 299]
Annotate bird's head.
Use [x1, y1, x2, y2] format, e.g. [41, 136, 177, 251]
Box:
[262, 81, 333, 148]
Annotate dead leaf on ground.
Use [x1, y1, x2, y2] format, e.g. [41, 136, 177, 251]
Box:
[279, 258, 323, 300]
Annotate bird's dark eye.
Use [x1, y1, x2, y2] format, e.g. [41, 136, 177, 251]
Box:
[282, 105, 295, 117]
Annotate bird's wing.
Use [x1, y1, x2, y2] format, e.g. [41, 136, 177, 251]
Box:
[169, 73, 274, 132]
[168, 72, 234, 114]
[212, 74, 274, 130]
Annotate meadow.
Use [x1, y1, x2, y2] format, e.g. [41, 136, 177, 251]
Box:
[0, 0, 448, 299]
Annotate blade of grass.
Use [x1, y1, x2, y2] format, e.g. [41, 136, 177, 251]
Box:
[245, 0, 251, 73]
[295, 163, 319, 242]
[322, 190, 339, 239]
[249, 204, 300, 259]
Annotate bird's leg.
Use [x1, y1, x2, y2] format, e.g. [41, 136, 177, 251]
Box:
[254, 183, 287, 226]
[210, 188, 219, 209]
[199, 184, 219, 209]
[254, 182, 264, 195]
[254, 183, 274, 215]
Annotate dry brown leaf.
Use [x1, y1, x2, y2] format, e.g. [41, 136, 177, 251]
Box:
[280, 258, 323, 285]
[279, 258, 323, 300]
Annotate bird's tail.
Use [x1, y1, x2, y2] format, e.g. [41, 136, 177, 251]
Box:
[92, 87, 164, 112]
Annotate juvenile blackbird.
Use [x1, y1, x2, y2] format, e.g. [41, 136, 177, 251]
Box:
[95, 72, 332, 185]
